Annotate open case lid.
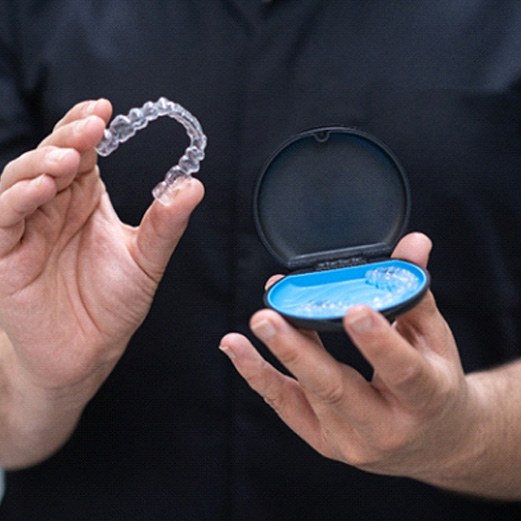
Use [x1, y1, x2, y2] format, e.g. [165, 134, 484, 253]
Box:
[254, 127, 411, 270]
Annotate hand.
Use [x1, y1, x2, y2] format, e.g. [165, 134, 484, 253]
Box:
[0, 99, 204, 396]
[220, 233, 479, 483]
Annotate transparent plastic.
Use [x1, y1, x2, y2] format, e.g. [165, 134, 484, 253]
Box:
[96, 97, 207, 202]
[269, 263, 422, 319]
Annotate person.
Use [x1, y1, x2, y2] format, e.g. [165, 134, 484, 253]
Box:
[1, 1, 521, 520]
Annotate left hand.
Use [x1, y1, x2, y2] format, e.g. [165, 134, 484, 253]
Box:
[219, 233, 479, 482]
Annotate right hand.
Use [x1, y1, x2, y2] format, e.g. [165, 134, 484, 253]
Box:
[0, 99, 204, 398]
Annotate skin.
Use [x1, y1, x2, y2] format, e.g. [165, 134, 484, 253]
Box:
[220, 233, 521, 500]
[0, 99, 204, 467]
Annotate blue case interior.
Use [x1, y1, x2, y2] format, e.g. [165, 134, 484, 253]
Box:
[254, 127, 430, 331]
[266, 259, 429, 321]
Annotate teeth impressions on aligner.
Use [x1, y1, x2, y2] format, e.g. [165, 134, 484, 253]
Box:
[95, 97, 207, 201]
[294, 267, 421, 318]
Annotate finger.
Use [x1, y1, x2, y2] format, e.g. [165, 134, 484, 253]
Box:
[0, 174, 58, 228]
[1, 147, 80, 193]
[391, 232, 432, 269]
[249, 309, 377, 416]
[0, 175, 59, 254]
[264, 274, 284, 290]
[132, 177, 205, 281]
[0, 148, 80, 254]
[38, 115, 107, 153]
[394, 291, 460, 361]
[53, 98, 112, 130]
[219, 332, 326, 449]
[343, 304, 446, 411]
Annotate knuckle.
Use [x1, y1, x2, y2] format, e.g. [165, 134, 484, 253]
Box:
[244, 359, 283, 407]
[243, 360, 271, 392]
[396, 361, 456, 415]
[424, 372, 457, 415]
[314, 379, 345, 406]
[313, 431, 338, 460]
[263, 392, 284, 413]
[261, 383, 287, 416]
[276, 345, 302, 368]
[387, 361, 425, 396]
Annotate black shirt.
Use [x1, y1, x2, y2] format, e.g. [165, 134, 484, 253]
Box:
[1, 1, 521, 519]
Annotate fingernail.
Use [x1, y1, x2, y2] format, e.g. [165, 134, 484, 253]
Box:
[85, 100, 97, 114]
[345, 307, 375, 333]
[219, 344, 236, 360]
[75, 116, 93, 133]
[30, 174, 47, 186]
[47, 149, 70, 163]
[87, 98, 106, 115]
[251, 318, 276, 341]
[154, 175, 192, 206]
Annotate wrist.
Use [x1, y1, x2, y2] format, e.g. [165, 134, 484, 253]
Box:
[0, 351, 83, 468]
[0, 332, 129, 468]
[416, 371, 518, 499]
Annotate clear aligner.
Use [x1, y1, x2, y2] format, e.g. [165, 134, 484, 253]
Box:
[297, 299, 356, 317]
[96, 97, 207, 202]
[295, 267, 420, 318]
[365, 266, 419, 294]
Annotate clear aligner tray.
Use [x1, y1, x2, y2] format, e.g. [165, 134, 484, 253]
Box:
[265, 259, 427, 320]
[96, 97, 207, 202]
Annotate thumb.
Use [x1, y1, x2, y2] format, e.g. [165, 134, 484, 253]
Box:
[133, 176, 204, 280]
[392, 232, 432, 269]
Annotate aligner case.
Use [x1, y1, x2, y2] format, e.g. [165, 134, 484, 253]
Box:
[254, 127, 430, 331]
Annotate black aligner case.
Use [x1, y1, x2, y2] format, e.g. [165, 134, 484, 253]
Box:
[253, 127, 430, 332]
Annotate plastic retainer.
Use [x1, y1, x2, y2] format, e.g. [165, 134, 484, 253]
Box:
[96, 97, 207, 202]
[365, 266, 420, 294]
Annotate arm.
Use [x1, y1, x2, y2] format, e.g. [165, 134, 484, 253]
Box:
[220, 233, 521, 500]
[0, 100, 204, 468]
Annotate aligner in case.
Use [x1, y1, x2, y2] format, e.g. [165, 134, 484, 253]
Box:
[267, 260, 427, 322]
[96, 97, 207, 202]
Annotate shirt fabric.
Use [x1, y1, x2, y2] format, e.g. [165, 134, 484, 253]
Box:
[1, 1, 521, 519]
